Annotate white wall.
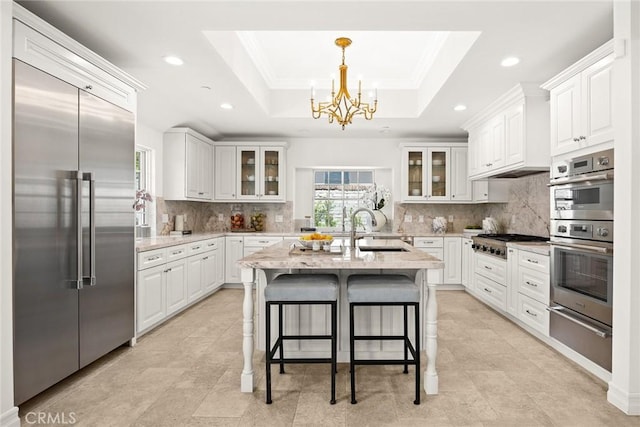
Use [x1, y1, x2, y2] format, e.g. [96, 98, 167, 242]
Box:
[0, 2, 19, 426]
[609, 0, 640, 415]
[286, 138, 404, 220]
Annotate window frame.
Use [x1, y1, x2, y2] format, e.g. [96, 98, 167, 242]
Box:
[135, 147, 152, 226]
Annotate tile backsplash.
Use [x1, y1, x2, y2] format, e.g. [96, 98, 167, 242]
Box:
[154, 172, 550, 238]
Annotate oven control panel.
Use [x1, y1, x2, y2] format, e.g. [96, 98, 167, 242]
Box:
[551, 219, 613, 243]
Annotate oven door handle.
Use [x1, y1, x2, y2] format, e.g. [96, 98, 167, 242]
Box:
[550, 242, 612, 255]
[548, 172, 612, 187]
[547, 306, 610, 338]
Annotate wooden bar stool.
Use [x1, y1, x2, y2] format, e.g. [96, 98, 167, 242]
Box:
[264, 273, 339, 404]
[347, 274, 421, 405]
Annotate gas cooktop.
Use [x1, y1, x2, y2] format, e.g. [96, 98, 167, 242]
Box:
[472, 234, 549, 259]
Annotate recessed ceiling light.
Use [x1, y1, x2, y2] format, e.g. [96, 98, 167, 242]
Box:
[454, 105, 467, 111]
[501, 56, 520, 67]
[163, 55, 184, 66]
[220, 103, 233, 110]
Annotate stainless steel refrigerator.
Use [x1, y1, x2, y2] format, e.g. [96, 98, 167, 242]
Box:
[13, 59, 135, 405]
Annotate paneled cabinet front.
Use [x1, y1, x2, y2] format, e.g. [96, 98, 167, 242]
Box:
[544, 47, 614, 157]
[214, 144, 286, 202]
[401, 144, 477, 203]
[163, 128, 214, 201]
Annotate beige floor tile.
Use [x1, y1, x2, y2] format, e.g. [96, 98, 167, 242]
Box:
[16, 289, 637, 427]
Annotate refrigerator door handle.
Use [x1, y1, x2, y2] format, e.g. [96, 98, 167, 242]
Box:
[75, 171, 84, 289]
[83, 172, 97, 286]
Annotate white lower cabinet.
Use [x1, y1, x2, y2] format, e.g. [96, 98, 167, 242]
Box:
[225, 236, 245, 283]
[165, 259, 188, 316]
[474, 253, 507, 311]
[461, 238, 474, 291]
[517, 293, 549, 335]
[414, 236, 462, 286]
[136, 237, 225, 335]
[475, 273, 507, 311]
[513, 247, 550, 336]
[136, 264, 166, 332]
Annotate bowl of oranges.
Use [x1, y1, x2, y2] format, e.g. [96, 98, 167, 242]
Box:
[298, 232, 334, 248]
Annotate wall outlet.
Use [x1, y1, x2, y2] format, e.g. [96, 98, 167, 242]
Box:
[418, 215, 424, 223]
[218, 213, 224, 222]
[404, 214, 412, 223]
[511, 214, 517, 225]
[448, 215, 454, 223]
[275, 214, 283, 223]
[161, 213, 169, 223]
[183, 214, 187, 223]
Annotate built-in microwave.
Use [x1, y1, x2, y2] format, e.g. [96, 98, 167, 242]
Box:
[549, 149, 613, 220]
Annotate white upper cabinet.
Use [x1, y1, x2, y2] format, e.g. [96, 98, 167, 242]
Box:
[462, 83, 549, 179]
[214, 146, 237, 200]
[13, 9, 145, 112]
[163, 128, 214, 201]
[214, 143, 287, 202]
[542, 41, 614, 157]
[450, 147, 472, 201]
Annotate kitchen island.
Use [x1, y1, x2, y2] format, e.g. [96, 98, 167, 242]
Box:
[237, 238, 444, 396]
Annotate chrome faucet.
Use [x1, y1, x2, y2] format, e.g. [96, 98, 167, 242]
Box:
[350, 207, 377, 248]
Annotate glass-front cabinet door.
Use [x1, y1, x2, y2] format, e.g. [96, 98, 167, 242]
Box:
[427, 148, 451, 201]
[237, 147, 259, 199]
[236, 146, 285, 201]
[403, 149, 427, 201]
[260, 147, 284, 201]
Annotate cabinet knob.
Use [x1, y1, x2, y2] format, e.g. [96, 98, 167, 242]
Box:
[579, 135, 586, 140]
[85, 85, 93, 90]
[573, 137, 580, 142]
[452, 195, 455, 198]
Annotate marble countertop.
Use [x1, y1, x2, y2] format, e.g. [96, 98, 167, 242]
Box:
[237, 238, 445, 270]
[506, 241, 550, 256]
[136, 231, 467, 252]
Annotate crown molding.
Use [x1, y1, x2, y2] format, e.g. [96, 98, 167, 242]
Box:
[541, 39, 614, 90]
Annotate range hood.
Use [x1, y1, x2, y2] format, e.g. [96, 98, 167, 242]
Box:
[489, 168, 549, 179]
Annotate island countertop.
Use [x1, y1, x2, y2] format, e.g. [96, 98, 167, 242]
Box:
[237, 238, 445, 270]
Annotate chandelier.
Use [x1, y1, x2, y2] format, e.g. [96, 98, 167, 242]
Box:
[310, 37, 378, 130]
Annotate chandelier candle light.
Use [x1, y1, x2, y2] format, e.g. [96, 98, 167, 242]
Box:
[310, 37, 378, 130]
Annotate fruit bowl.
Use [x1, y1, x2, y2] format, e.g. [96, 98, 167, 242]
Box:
[298, 233, 334, 248]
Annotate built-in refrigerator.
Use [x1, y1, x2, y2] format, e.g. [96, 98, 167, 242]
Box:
[13, 58, 135, 405]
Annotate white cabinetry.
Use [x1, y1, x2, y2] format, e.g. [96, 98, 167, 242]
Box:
[243, 236, 284, 257]
[12, 18, 143, 112]
[461, 238, 475, 291]
[214, 146, 237, 200]
[515, 248, 550, 336]
[401, 143, 476, 203]
[136, 237, 225, 335]
[463, 84, 549, 179]
[414, 237, 461, 286]
[214, 143, 287, 202]
[474, 253, 507, 311]
[542, 41, 614, 157]
[163, 128, 214, 201]
[225, 236, 245, 283]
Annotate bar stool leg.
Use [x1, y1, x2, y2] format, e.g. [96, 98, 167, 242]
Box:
[278, 303, 285, 374]
[403, 304, 409, 374]
[414, 303, 421, 405]
[330, 301, 337, 404]
[350, 303, 357, 404]
[265, 301, 272, 404]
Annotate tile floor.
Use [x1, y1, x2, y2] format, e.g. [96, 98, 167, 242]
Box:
[18, 289, 637, 426]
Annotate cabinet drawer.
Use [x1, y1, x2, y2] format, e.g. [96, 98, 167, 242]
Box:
[475, 253, 507, 285]
[518, 250, 549, 273]
[517, 266, 550, 305]
[187, 240, 208, 256]
[475, 274, 507, 311]
[202, 238, 221, 252]
[243, 236, 283, 247]
[413, 237, 443, 248]
[166, 244, 188, 261]
[517, 294, 549, 336]
[137, 248, 167, 271]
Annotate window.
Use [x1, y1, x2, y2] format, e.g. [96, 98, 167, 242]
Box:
[313, 170, 375, 231]
[135, 147, 151, 226]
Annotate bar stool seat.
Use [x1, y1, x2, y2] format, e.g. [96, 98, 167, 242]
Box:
[265, 273, 339, 405]
[347, 274, 421, 405]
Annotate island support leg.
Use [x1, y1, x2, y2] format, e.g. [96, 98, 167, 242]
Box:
[425, 272, 439, 395]
[241, 268, 255, 392]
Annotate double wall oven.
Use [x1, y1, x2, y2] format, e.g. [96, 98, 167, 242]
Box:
[548, 149, 613, 371]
